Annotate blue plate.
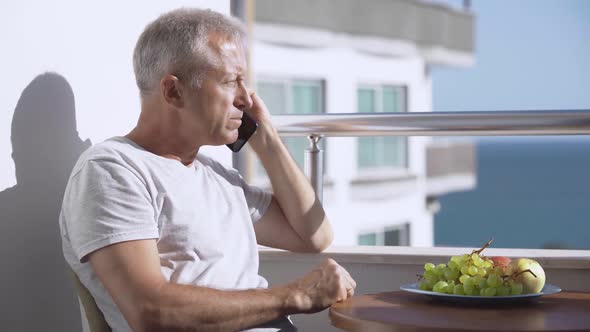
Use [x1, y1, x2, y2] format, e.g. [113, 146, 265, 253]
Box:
[400, 283, 561, 304]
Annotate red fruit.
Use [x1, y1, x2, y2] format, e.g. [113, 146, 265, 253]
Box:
[490, 256, 512, 271]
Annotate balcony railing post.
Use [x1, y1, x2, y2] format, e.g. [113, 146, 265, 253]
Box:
[304, 134, 324, 202]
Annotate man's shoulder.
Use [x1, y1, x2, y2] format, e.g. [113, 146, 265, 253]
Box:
[71, 137, 143, 176]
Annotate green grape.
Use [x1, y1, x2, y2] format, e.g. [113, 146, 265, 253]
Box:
[433, 281, 449, 293]
[463, 283, 475, 295]
[418, 281, 430, 291]
[446, 281, 455, 294]
[484, 287, 497, 296]
[444, 269, 459, 281]
[511, 282, 524, 295]
[497, 285, 510, 296]
[461, 254, 470, 261]
[471, 253, 483, 266]
[433, 267, 445, 277]
[459, 274, 470, 284]
[424, 270, 437, 282]
[480, 288, 486, 296]
[453, 284, 465, 295]
[493, 267, 504, 276]
[460, 266, 470, 275]
[483, 260, 493, 269]
[478, 268, 488, 277]
[468, 266, 478, 276]
[424, 263, 435, 271]
[487, 274, 502, 288]
[450, 255, 462, 263]
[477, 277, 487, 289]
[448, 260, 459, 270]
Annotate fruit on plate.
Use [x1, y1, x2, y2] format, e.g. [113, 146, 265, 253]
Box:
[507, 258, 546, 293]
[416, 239, 546, 296]
[490, 256, 511, 271]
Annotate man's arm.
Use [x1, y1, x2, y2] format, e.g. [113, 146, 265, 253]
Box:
[248, 92, 333, 253]
[89, 239, 353, 332]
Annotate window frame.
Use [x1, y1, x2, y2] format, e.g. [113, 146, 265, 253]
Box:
[356, 84, 409, 173]
[357, 222, 411, 246]
[256, 76, 325, 115]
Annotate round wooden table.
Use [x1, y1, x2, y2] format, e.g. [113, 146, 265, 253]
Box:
[330, 291, 590, 332]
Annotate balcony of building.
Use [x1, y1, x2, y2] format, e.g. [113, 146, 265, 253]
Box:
[254, 0, 475, 67]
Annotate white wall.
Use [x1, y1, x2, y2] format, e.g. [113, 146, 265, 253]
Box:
[253, 40, 434, 246]
[0, 1, 228, 330]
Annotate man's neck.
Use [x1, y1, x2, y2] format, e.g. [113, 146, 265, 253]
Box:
[126, 107, 200, 167]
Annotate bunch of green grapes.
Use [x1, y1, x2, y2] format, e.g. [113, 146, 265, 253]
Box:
[418, 252, 524, 296]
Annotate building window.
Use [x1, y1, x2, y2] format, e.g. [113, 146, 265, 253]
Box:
[256, 79, 325, 175]
[357, 223, 410, 246]
[358, 233, 378, 246]
[357, 85, 407, 170]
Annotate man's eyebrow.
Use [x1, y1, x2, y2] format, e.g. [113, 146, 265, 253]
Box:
[222, 71, 244, 78]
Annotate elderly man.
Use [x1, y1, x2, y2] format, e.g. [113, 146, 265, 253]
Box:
[59, 8, 356, 332]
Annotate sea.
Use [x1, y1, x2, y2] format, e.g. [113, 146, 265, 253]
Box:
[434, 136, 590, 250]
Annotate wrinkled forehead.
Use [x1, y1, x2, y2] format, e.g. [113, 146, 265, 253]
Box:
[208, 34, 247, 75]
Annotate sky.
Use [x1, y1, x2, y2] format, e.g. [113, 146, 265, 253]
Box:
[431, 0, 590, 112]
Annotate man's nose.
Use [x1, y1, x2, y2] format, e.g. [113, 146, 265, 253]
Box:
[234, 84, 253, 110]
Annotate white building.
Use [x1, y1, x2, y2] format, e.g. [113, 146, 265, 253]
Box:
[248, 0, 477, 247]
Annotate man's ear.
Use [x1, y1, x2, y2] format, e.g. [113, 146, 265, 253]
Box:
[161, 75, 185, 108]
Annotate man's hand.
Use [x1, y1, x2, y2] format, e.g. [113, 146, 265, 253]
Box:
[245, 91, 272, 124]
[286, 259, 357, 313]
[245, 91, 276, 152]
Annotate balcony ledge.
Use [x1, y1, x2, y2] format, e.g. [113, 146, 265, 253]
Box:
[260, 246, 590, 270]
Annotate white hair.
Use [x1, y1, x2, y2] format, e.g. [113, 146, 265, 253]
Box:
[133, 8, 246, 97]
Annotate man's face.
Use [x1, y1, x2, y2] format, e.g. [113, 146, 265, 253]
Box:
[182, 38, 252, 146]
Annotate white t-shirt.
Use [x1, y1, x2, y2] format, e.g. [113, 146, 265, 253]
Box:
[60, 137, 291, 331]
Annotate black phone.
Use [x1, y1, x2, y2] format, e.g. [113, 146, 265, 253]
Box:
[226, 112, 258, 152]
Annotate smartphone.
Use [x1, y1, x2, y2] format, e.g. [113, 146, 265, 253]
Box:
[226, 112, 258, 152]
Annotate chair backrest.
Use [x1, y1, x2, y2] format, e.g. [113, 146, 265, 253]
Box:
[71, 271, 112, 332]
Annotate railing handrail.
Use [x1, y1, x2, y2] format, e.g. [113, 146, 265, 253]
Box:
[273, 110, 590, 137]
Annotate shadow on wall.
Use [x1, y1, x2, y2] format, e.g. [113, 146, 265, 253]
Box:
[0, 73, 91, 331]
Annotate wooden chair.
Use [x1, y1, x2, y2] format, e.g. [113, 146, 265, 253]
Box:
[71, 271, 112, 332]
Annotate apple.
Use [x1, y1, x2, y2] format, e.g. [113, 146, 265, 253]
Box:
[490, 256, 511, 271]
[507, 258, 546, 293]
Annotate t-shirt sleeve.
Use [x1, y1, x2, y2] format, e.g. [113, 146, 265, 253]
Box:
[62, 159, 159, 263]
[240, 175, 273, 223]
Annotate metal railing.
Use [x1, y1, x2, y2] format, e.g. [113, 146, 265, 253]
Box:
[272, 110, 590, 200]
[274, 110, 590, 137]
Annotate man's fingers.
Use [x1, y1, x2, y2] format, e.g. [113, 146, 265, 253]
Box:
[338, 265, 357, 291]
[347, 287, 355, 298]
[319, 259, 357, 303]
[337, 284, 348, 302]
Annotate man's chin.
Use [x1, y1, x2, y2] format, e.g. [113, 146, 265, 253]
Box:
[214, 133, 238, 146]
[228, 130, 239, 143]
